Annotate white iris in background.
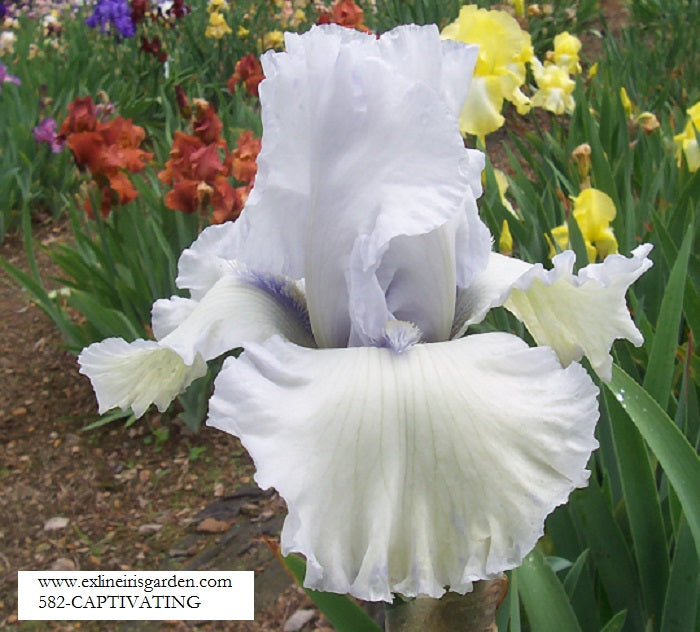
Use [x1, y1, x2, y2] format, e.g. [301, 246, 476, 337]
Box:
[79, 25, 652, 602]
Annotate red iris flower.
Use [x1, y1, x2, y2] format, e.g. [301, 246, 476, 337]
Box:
[158, 97, 261, 224]
[60, 96, 153, 217]
[227, 54, 265, 98]
[317, 0, 370, 33]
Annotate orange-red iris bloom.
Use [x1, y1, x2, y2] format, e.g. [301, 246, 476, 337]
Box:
[159, 98, 262, 224]
[232, 130, 261, 184]
[317, 0, 370, 33]
[60, 96, 153, 217]
[227, 54, 265, 98]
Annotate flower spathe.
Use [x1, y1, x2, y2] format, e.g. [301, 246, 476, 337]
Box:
[79, 25, 652, 602]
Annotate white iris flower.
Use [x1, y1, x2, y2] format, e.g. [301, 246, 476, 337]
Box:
[79, 25, 652, 602]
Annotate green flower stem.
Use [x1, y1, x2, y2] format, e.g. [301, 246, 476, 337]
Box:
[384, 577, 508, 632]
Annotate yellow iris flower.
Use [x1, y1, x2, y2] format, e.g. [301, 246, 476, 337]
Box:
[674, 101, 700, 172]
[206, 0, 228, 13]
[263, 30, 285, 51]
[205, 11, 232, 39]
[531, 61, 575, 115]
[441, 5, 535, 140]
[549, 188, 618, 262]
[551, 31, 582, 74]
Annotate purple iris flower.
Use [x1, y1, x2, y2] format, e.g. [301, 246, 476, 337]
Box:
[0, 3, 6, 20]
[33, 118, 65, 153]
[0, 62, 20, 93]
[85, 0, 136, 38]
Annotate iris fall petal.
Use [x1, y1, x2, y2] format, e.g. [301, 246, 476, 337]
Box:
[208, 334, 599, 602]
[79, 269, 314, 418]
[457, 75, 507, 139]
[505, 244, 653, 380]
[78, 339, 207, 418]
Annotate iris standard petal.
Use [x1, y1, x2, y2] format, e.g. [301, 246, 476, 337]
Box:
[373, 24, 479, 121]
[79, 269, 314, 418]
[505, 244, 653, 381]
[226, 27, 362, 284]
[78, 339, 207, 418]
[302, 42, 481, 347]
[208, 334, 599, 602]
[242, 25, 487, 348]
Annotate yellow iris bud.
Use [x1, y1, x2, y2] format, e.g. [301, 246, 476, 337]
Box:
[499, 219, 514, 255]
[636, 112, 660, 135]
[511, 0, 525, 17]
[620, 87, 633, 118]
[571, 143, 592, 181]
